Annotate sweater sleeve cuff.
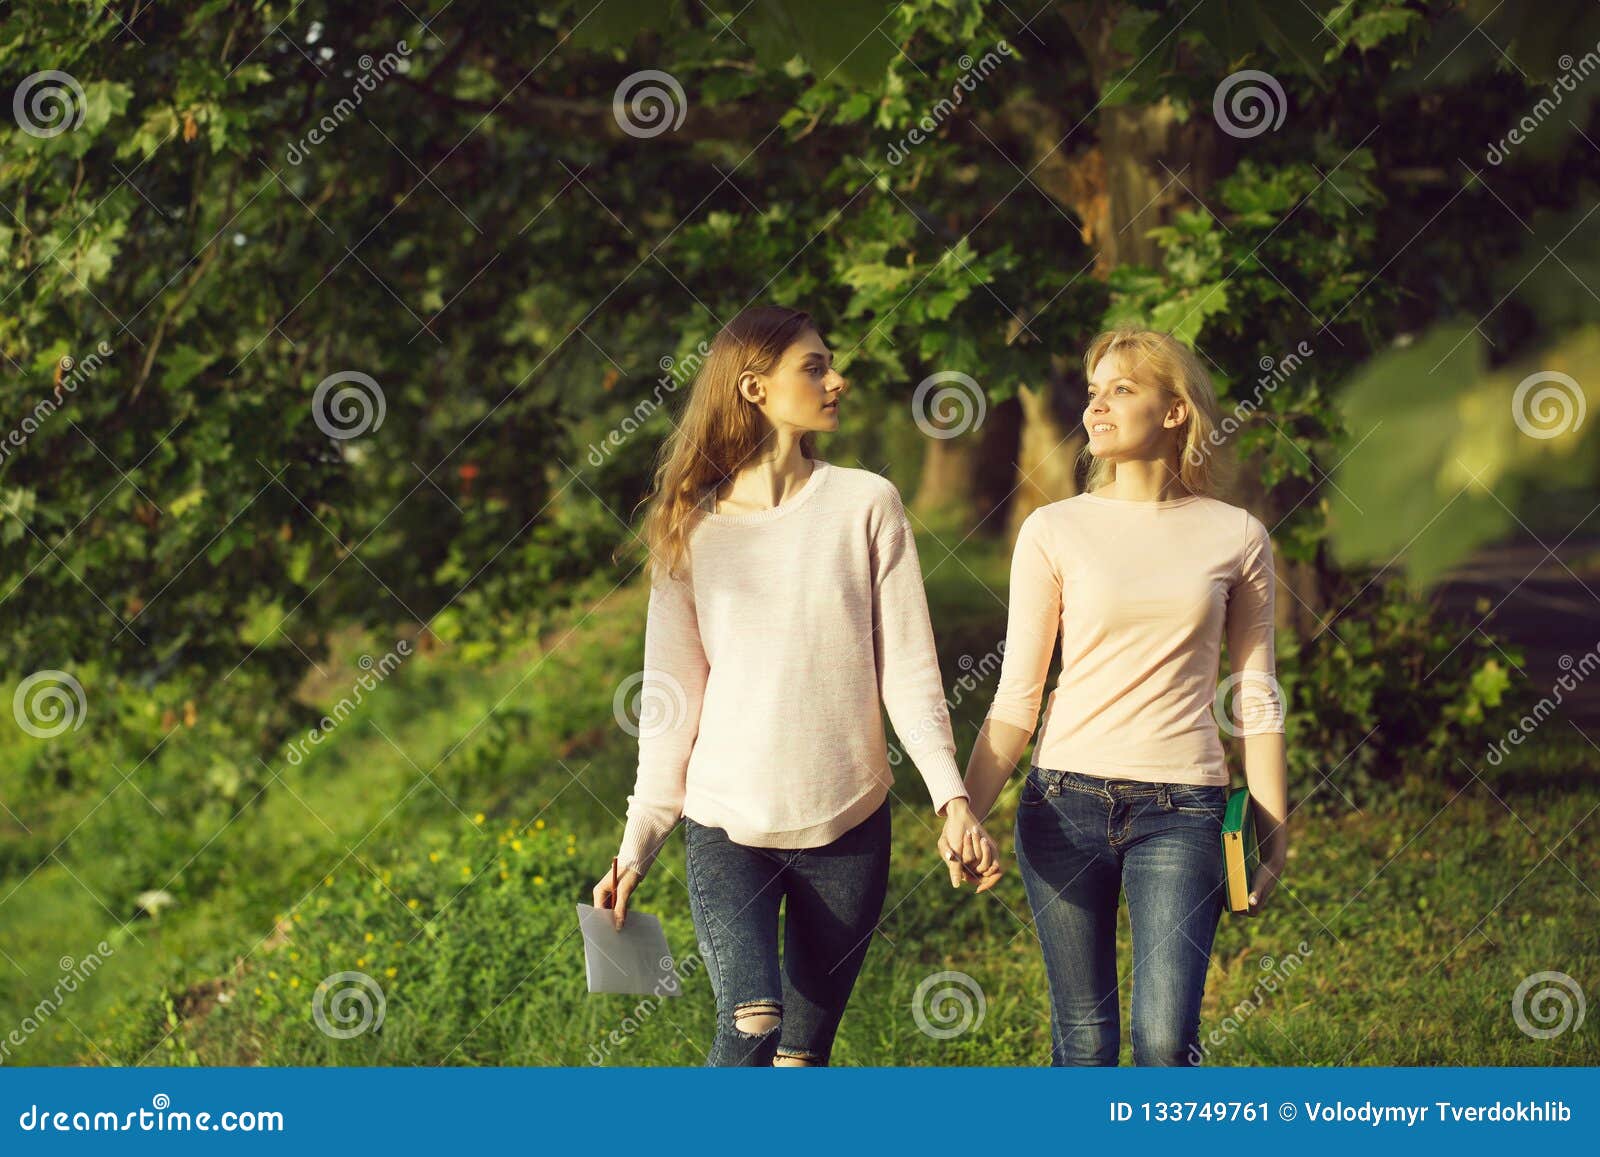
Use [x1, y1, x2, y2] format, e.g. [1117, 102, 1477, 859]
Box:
[616, 807, 681, 879]
[913, 746, 969, 814]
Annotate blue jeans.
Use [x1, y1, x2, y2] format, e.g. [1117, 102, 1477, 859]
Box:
[684, 798, 889, 1066]
[1014, 765, 1227, 1066]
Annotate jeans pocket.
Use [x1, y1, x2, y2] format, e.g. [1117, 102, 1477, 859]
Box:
[1019, 767, 1051, 807]
[1166, 784, 1227, 816]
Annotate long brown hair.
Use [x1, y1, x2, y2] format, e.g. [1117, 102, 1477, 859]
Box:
[639, 305, 820, 583]
[1077, 328, 1233, 498]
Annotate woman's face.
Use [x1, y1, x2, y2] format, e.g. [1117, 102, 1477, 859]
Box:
[1083, 350, 1186, 461]
[740, 327, 848, 434]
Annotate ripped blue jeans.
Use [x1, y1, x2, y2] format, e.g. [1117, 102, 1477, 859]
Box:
[1014, 766, 1228, 1066]
[683, 798, 889, 1066]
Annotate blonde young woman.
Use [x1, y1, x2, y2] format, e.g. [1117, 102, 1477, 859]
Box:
[953, 328, 1290, 1066]
[593, 305, 1001, 1067]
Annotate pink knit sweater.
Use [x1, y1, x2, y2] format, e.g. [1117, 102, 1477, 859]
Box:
[985, 490, 1284, 784]
[616, 459, 969, 878]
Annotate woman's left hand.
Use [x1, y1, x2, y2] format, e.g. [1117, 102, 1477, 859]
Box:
[1246, 848, 1286, 916]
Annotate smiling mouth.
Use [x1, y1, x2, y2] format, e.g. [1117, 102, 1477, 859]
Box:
[1089, 422, 1115, 433]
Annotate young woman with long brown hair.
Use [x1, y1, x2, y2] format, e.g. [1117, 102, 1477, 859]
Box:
[592, 304, 999, 1066]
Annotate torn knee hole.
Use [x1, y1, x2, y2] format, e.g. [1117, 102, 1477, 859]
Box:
[732, 1000, 782, 1037]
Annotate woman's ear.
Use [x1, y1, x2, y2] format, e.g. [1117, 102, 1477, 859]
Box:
[1165, 397, 1189, 429]
[736, 369, 763, 405]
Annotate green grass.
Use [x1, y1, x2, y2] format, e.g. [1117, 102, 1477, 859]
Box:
[1, 530, 1595, 1067]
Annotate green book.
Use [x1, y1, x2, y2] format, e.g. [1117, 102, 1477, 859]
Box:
[1222, 787, 1258, 916]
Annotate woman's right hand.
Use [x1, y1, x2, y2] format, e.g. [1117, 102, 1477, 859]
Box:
[593, 863, 643, 930]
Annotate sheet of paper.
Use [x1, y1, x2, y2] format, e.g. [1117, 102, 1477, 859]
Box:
[575, 903, 683, 997]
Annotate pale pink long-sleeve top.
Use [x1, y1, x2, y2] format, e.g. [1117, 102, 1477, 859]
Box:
[984, 490, 1284, 784]
[616, 459, 968, 878]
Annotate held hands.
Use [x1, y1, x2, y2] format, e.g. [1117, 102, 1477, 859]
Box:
[593, 863, 643, 931]
[938, 797, 1004, 894]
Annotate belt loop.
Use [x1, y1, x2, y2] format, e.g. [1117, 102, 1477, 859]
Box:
[1159, 784, 1171, 809]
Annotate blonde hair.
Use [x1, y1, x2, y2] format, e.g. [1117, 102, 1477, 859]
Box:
[1077, 328, 1232, 498]
[637, 305, 820, 583]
